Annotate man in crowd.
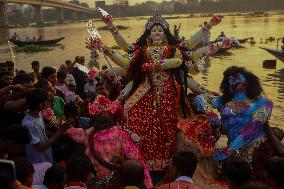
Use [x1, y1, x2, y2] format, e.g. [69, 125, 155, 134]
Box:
[265, 157, 284, 189]
[42, 67, 57, 87]
[0, 73, 33, 130]
[0, 62, 8, 76]
[0, 71, 14, 86]
[158, 151, 201, 189]
[223, 159, 252, 189]
[31, 61, 41, 81]
[69, 56, 87, 99]
[65, 157, 92, 189]
[0, 125, 30, 159]
[41, 166, 65, 189]
[23, 88, 70, 165]
[120, 160, 145, 189]
[5, 61, 15, 74]
[10, 157, 35, 189]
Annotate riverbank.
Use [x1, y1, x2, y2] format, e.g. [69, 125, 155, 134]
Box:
[2, 10, 284, 29]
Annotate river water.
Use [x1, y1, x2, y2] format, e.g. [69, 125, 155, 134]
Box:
[0, 12, 284, 129]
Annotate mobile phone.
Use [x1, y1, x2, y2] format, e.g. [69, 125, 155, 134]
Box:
[0, 159, 16, 183]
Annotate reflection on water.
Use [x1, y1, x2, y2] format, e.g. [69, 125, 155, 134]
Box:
[0, 13, 284, 128]
[265, 68, 284, 127]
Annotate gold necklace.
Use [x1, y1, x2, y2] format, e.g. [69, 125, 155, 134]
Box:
[147, 45, 166, 62]
[226, 99, 251, 115]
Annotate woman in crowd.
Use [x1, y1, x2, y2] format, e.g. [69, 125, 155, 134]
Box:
[66, 95, 153, 189]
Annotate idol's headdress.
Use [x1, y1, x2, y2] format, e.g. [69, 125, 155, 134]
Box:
[145, 9, 169, 30]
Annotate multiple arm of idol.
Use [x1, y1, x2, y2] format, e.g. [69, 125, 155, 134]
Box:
[97, 15, 232, 98]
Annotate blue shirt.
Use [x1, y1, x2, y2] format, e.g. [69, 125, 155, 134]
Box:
[22, 113, 53, 164]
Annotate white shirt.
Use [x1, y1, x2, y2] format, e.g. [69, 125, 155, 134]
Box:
[175, 176, 193, 183]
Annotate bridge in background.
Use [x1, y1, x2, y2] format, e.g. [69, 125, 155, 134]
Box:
[0, 0, 96, 27]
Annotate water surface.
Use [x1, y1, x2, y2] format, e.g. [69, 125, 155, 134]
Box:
[1, 13, 284, 128]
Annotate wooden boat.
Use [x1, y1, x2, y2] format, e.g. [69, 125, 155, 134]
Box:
[260, 47, 284, 62]
[263, 59, 277, 69]
[237, 37, 252, 44]
[9, 37, 65, 47]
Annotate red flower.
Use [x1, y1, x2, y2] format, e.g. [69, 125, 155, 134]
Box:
[97, 95, 110, 106]
[88, 95, 123, 116]
[87, 69, 97, 80]
[88, 103, 97, 116]
[42, 108, 54, 121]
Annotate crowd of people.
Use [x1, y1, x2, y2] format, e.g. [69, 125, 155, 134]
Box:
[1, 9, 284, 189]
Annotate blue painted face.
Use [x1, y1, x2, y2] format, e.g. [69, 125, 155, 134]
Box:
[229, 73, 247, 92]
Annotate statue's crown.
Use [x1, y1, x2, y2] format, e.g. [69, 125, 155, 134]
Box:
[145, 9, 169, 30]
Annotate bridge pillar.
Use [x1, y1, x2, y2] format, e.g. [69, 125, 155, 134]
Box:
[57, 8, 64, 24]
[33, 5, 43, 25]
[71, 11, 78, 21]
[0, 1, 8, 27]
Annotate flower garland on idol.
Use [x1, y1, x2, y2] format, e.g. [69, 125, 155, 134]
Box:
[88, 95, 123, 117]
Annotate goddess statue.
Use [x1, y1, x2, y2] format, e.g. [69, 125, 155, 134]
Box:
[194, 66, 275, 183]
[87, 9, 233, 173]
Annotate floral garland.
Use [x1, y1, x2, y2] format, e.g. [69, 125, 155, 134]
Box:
[87, 69, 97, 80]
[88, 95, 123, 116]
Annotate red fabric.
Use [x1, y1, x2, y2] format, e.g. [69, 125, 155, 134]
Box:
[178, 114, 221, 157]
[125, 45, 182, 171]
[126, 78, 179, 171]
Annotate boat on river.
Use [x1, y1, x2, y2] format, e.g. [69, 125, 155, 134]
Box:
[260, 47, 284, 62]
[9, 37, 65, 47]
[238, 37, 253, 44]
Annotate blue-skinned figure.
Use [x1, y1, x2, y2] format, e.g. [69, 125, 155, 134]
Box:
[195, 66, 273, 162]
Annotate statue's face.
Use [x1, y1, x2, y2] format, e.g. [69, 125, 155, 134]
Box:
[150, 25, 165, 42]
[229, 73, 247, 92]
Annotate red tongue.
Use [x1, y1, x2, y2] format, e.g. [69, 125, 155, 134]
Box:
[233, 83, 246, 91]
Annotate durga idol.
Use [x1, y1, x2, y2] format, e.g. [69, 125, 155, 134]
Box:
[87, 9, 233, 174]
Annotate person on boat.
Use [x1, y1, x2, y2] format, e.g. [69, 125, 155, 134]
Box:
[66, 95, 153, 189]
[37, 36, 42, 42]
[216, 31, 226, 42]
[32, 37, 36, 42]
[195, 66, 275, 180]
[11, 33, 18, 40]
[87, 9, 233, 179]
[219, 31, 226, 38]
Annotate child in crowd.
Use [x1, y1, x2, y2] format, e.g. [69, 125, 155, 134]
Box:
[23, 88, 70, 164]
